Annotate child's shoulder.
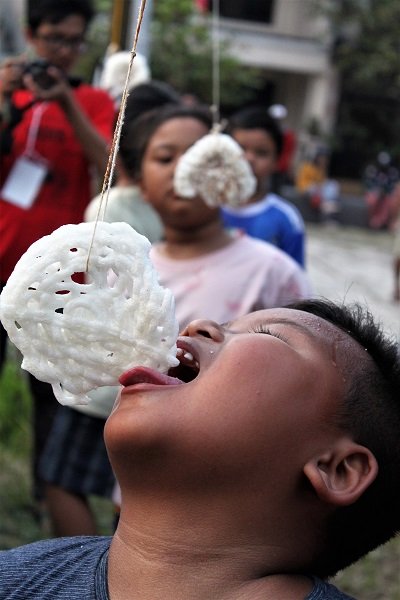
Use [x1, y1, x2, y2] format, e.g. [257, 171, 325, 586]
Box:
[0, 536, 111, 598]
[1, 534, 108, 557]
[268, 192, 304, 216]
[236, 233, 293, 261]
[305, 577, 357, 600]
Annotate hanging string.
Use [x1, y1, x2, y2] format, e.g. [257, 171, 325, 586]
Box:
[210, 0, 221, 131]
[86, 0, 147, 270]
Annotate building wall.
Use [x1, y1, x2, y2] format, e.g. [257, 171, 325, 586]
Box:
[215, 0, 338, 151]
[272, 0, 328, 38]
[0, 0, 26, 59]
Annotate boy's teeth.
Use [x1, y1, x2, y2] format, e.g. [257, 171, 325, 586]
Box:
[177, 348, 199, 370]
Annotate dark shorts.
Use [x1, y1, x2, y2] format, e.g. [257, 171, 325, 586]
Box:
[0, 282, 8, 371]
[29, 375, 60, 501]
[39, 405, 115, 498]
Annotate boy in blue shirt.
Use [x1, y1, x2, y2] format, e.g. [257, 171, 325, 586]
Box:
[221, 106, 306, 267]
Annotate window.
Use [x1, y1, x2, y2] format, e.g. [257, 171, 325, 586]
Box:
[205, 0, 275, 24]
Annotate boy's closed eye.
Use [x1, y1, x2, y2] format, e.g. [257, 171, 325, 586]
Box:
[249, 325, 289, 343]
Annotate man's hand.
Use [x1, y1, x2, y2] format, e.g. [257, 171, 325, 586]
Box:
[0, 57, 25, 100]
[22, 64, 72, 104]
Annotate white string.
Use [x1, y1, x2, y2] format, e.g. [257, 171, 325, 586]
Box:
[86, 0, 147, 270]
[211, 0, 221, 130]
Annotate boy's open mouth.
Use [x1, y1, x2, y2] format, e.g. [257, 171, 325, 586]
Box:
[168, 349, 199, 383]
[119, 346, 200, 387]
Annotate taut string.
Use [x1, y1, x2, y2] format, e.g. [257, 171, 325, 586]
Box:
[210, 0, 221, 132]
[86, 0, 147, 270]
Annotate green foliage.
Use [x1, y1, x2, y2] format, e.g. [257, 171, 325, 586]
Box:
[311, 0, 400, 98]
[149, 0, 264, 110]
[72, 0, 113, 81]
[310, 0, 400, 170]
[0, 358, 31, 456]
[0, 356, 114, 549]
[71, 0, 264, 107]
[95, 0, 113, 12]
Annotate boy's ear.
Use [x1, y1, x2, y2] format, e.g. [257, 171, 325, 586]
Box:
[25, 27, 34, 44]
[303, 439, 378, 507]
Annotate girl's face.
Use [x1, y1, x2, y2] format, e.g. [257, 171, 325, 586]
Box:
[139, 117, 219, 230]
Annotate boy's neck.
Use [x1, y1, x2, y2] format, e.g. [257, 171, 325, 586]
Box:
[161, 221, 233, 259]
[115, 174, 136, 187]
[107, 492, 316, 600]
[108, 522, 314, 600]
[246, 180, 270, 205]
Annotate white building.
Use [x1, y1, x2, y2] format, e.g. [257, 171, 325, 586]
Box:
[212, 0, 339, 141]
[119, 0, 339, 150]
[0, 0, 26, 60]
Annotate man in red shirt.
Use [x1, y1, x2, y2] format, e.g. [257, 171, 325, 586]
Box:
[0, 0, 115, 507]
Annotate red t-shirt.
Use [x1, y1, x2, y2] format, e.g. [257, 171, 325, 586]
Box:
[0, 84, 115, 282]
[277, 129, 296, 174]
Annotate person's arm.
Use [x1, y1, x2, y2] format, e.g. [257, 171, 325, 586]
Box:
[23, 67, 112, 173]
[59, 90, 110, 173]
[390, 183, 400, 224]
[0, 57, 24, 105]
[0, 57, 26, 155]
[281, 228, 305, 268]
[295, 162, 313, 192]
[261, 253, 312, 308]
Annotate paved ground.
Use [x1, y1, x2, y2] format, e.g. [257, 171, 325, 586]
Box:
[305, 223, 399, 339]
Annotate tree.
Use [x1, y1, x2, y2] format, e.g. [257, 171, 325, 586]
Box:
[317, 0, 400, 98]
[311, 0, 400, 175]
[149, 0, 264, 113]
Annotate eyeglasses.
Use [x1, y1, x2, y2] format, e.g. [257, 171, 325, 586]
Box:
[35, 34, 86, 51]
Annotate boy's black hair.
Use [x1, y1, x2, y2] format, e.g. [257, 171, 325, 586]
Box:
[119, 82, 181, 176]
[28, 0, 94, 32]
[124, 103, 213, 181]
[288, 298, 400, 577]
[227, 106, 284, 157]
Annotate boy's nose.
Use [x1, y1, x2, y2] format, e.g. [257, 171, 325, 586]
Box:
[181, 319, 225, 342]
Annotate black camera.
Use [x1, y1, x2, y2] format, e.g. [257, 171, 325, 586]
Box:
[23, 59, 58, 90]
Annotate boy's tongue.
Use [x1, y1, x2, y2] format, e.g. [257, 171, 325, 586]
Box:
[119, 366, 184, 387]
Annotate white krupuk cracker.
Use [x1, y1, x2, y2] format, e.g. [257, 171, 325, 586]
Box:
[0, 222, 179, 405]
[174, 132, 256, 208]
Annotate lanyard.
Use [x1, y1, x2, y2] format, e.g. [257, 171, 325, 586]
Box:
[25, 102, 49, 159]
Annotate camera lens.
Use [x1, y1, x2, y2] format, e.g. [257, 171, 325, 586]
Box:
[24, 60, 57, 90]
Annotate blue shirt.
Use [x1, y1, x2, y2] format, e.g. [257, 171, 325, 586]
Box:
[0, 536, 356, 599]
[221, 193, 306, 267]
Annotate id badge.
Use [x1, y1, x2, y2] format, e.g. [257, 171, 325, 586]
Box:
[1, 156, 48, 209]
